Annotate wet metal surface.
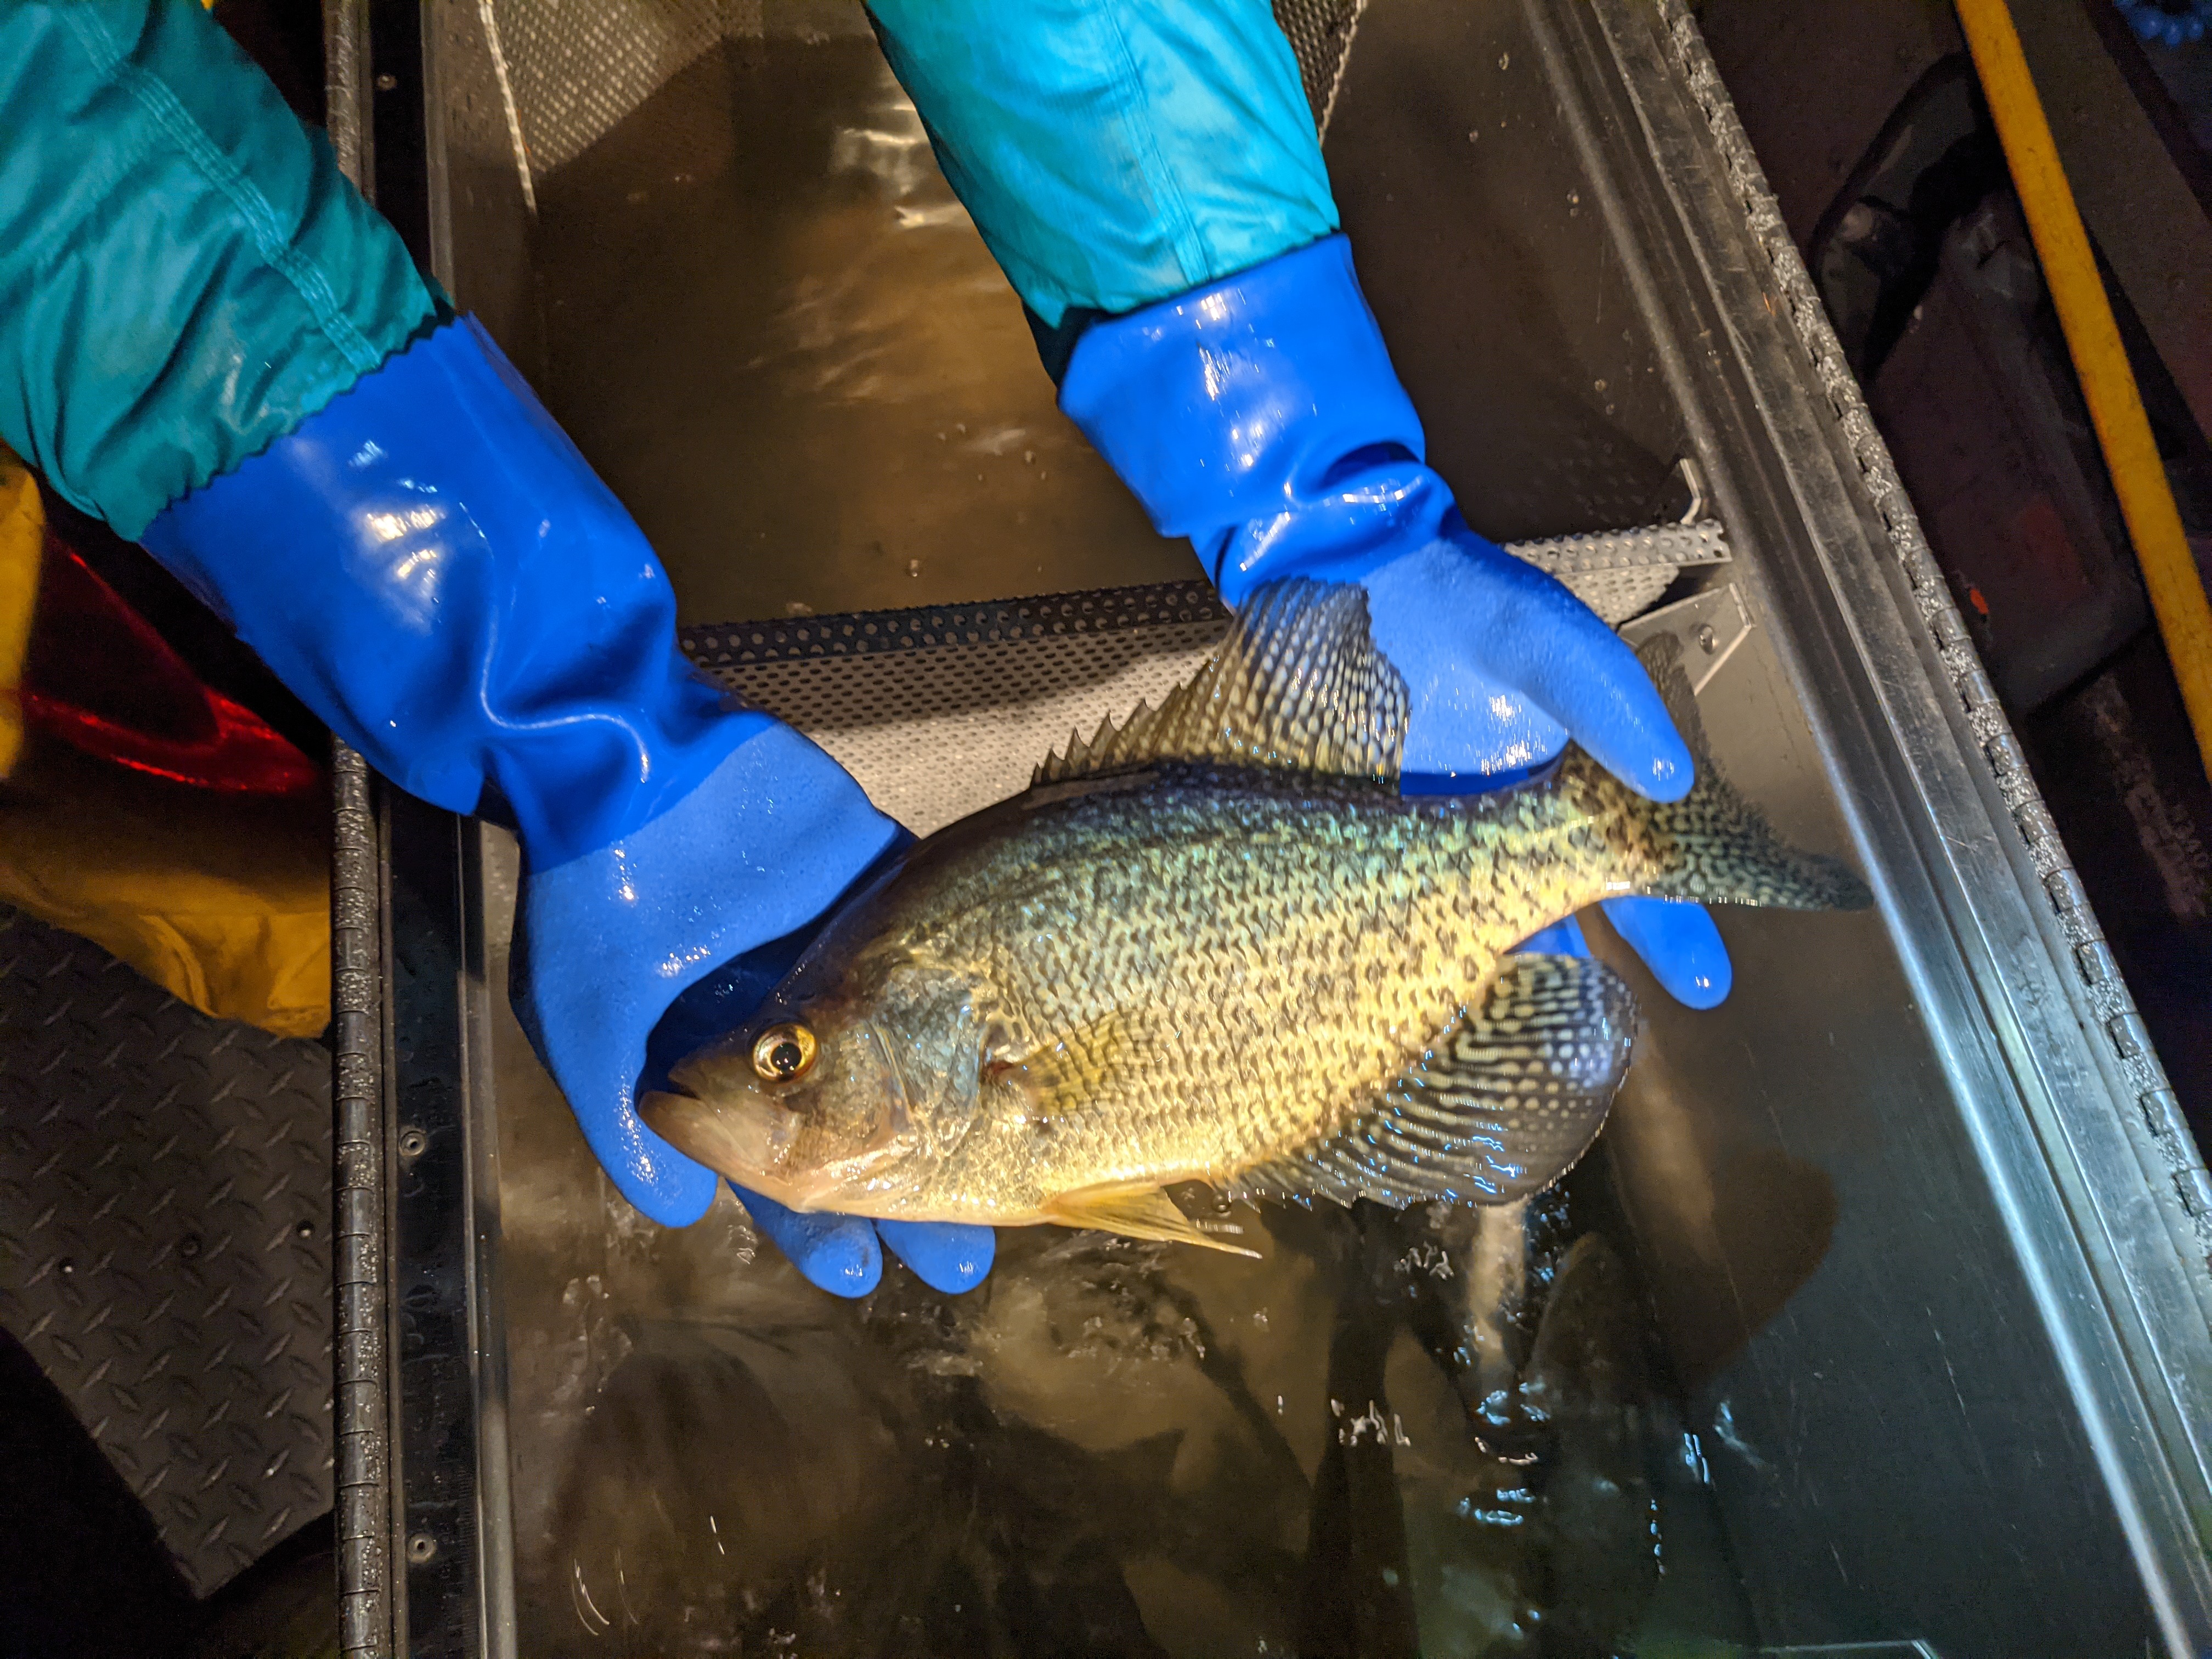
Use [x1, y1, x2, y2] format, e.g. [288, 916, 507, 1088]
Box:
[1325, 9, 1695, 543]
[409, 1, 2212, 1654]
[1598, 4, 2209, 1646]
[529, 27, 1190, 622]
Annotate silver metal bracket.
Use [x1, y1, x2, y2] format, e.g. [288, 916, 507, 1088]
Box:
[1619, 579, 1754, 696]
[1510, 517, 1730, 625]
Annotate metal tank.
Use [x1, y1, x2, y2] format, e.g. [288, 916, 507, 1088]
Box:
[325, 2, 2212, 1655]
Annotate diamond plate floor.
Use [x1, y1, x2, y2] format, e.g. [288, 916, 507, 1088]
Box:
[0, 906, 334, 1598]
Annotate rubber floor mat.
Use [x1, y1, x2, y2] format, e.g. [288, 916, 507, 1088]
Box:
[0, 907, 332, 1598]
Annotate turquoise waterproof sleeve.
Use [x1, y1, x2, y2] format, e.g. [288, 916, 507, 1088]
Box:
[866, 0, 1340, 325]
[0, 0, 439, 537]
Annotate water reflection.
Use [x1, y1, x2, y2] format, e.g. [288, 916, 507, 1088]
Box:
[531, 35, 1184, 625]
[517, 1176, 1740, 1656]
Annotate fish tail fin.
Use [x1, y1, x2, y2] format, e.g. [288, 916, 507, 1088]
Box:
[1629, 636, 1872, 912]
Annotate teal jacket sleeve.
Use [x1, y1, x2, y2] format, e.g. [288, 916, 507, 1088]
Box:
[866, 0, 1340, 329]
[0, 1, 438, 537]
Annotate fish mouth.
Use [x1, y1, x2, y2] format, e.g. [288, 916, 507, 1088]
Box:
[636, 1085, 794, 1192]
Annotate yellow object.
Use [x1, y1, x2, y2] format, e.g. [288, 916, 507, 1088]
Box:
[0, 446, 330, 1038]
[0, 445, 41, 777]
[1955, 0, 2212, 781]
[0, 743, 332, 1037]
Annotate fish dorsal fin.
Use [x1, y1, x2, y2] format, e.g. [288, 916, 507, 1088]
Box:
[1035, 580, 1408, 786]
[1045, 1183, 1260, 1257]
[1225, 954, 1637, 1210]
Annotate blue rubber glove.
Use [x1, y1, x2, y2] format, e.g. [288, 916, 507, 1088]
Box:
[1506, 908, 1727, 1008]
[140, 318, 994, 1293]
[1060, 236, 1730, 1008]
[2113, 0, 2211, 47]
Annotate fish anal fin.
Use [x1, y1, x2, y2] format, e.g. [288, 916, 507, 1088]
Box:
[1226, 953, 1638, 1210]
[1045, 1183, 1260, 1257]
[1032, 580, 1408, 786]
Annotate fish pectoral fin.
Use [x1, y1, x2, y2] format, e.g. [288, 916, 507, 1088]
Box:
[1032, 580, 1408, 787]
[1002, 1007, 1155, 1120]
[1227, 953, 1638, 1210]
[1045, 1183, 1260, 1258]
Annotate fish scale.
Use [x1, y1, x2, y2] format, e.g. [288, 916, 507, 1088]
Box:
[874, 755, 1641, 1216]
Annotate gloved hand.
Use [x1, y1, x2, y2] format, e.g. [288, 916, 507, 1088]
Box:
[139, 317, 994, 1293]
[1059, 235, 1730, 1008]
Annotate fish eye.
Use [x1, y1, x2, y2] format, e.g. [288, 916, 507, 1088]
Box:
[751, 1023, 818, 1083]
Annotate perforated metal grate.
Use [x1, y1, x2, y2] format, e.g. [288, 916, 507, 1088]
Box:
[685, 524, 1726, 835]
[1511, 518, 1728, 623]
[0, 909, 334, 1598]
[687, 585, 1225, 837]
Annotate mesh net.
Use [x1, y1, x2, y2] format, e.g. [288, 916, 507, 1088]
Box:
[1271, 0, 1366, 134]
[684, 523, 1729, 835]
[483, 0, 872, 178]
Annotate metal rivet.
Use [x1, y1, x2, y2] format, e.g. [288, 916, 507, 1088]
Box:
[408, 1532, 437, 1564]
[2045, 868, 2088, 915]
[1695, 623, 1719, 653]
[2074, 941, 2117, 988]
[2141, 1088, 2182, 1136]
[2176, 1166, 2212, 1220]
[398, 1126, 428, 1159]
[2106, 1013, 2148, 1061]
[375, 72, 398, 92]
[178, 1233, 202, 1259]
[55, 1257, 75, 1277]
[296, 1220, 315, 1240]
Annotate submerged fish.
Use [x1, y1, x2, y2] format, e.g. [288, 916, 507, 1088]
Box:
[642, 580, 1867, 1249]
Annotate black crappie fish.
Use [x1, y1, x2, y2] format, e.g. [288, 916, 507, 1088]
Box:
[641, 580, 1869, 1248]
